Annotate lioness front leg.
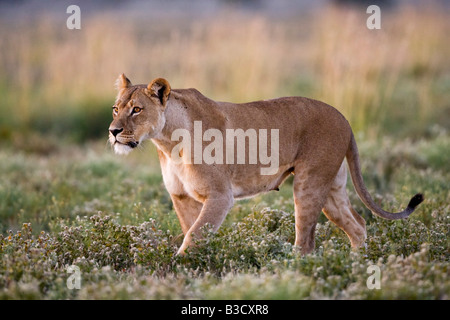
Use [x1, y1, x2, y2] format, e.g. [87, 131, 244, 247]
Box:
[177, 193, 234, 255]
[170, 194, 203, 235]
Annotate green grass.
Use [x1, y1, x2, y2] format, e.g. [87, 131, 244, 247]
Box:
[0, 132, 448, 300]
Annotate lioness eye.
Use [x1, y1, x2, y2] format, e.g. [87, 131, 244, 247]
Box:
[132, 107, 142, 114]
[112, 107, 119, 114]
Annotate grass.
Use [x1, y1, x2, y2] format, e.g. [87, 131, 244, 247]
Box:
[0, 3, 449, 300]
[0, 132, 448, 299]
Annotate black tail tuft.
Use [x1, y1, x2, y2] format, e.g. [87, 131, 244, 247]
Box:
[407, 193, 424, 210]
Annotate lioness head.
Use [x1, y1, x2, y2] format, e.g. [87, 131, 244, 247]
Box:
[109, 74, 171, 155]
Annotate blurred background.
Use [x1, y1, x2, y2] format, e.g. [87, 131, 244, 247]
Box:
[0, 0, 449, 153]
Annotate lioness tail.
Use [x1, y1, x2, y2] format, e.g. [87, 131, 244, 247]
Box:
[346, 132, 424, 220]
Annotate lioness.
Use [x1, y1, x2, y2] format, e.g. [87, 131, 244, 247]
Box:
[109, 74, 423, 255]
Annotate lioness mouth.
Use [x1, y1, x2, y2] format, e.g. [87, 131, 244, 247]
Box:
[113, 140, 138, 149]
[112, 140, 138, 156]
[126, 141, 138, 148]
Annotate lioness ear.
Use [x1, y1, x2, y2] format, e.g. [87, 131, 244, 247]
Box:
[147, 78, 171, 107]
[115, 73, 132, 93]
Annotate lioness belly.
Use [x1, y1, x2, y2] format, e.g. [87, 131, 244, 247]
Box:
[231, 163, 294, 199]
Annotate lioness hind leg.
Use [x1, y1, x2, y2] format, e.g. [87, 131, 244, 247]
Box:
[322, 163, 367, 248]
[292, 172, 334, 255]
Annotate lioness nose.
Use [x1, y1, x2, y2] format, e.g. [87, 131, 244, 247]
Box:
[109, 128, 123, 137]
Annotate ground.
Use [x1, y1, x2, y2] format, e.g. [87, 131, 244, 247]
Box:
[0, 132, 448, 299]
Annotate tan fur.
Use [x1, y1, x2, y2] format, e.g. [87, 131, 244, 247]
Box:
[109, 75, 422, 255]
